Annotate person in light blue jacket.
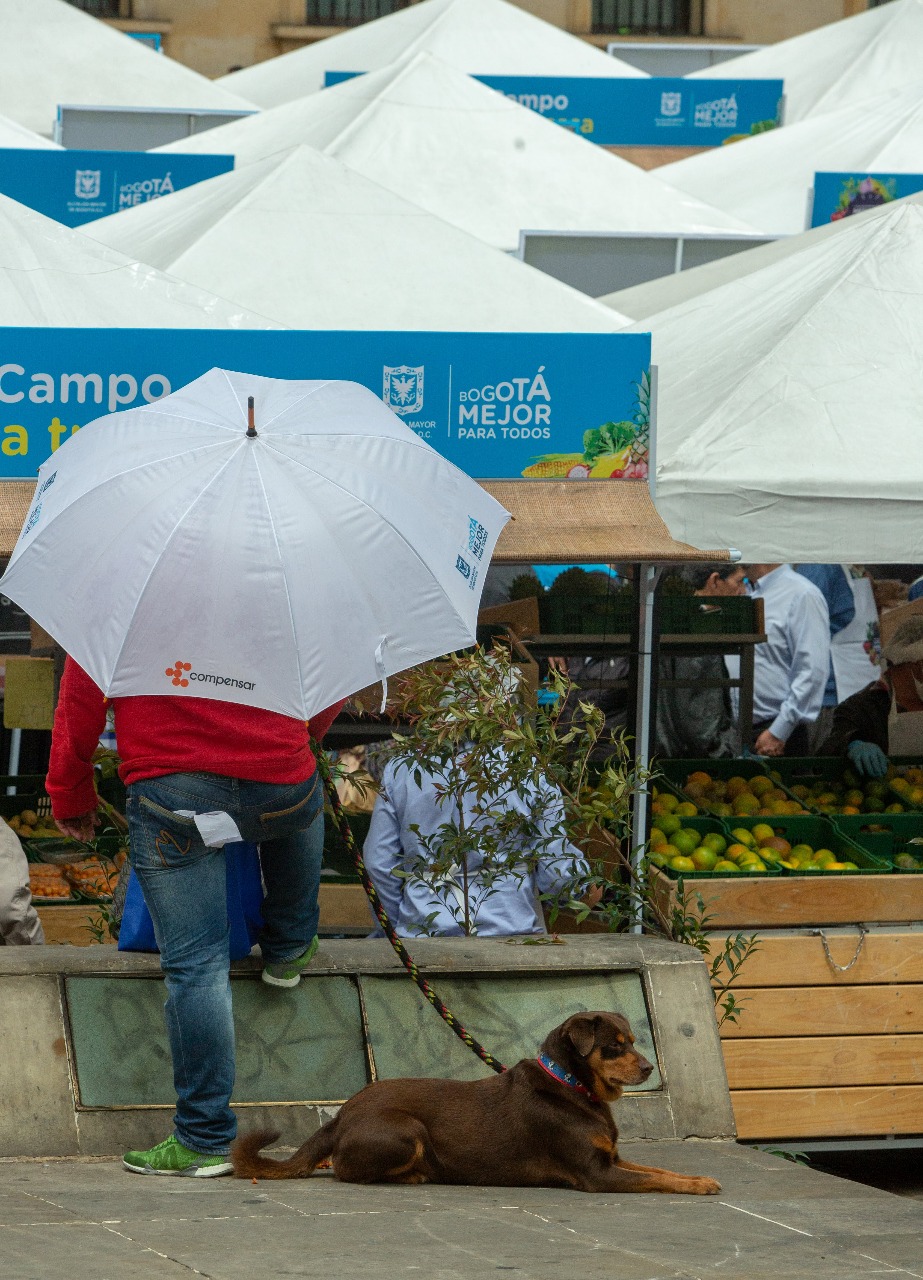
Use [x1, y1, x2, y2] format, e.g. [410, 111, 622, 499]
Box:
[363, 750, 593, 938]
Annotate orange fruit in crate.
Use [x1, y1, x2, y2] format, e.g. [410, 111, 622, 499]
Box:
[751, 823, 775, 844]
[729, 828, 757, 849]
[675, 802, 699, 817]
[669, 856, 695, 873]
[691, 847, 719, 871]
[725, 777, 750, 799]
[750, 775, 773, 797]
[671, 830, 699, 856]
[761, 836, 792, 857]
[733, 794, 759, 815]
[724, 843, 752, 863]
[686, 771, 712, 788]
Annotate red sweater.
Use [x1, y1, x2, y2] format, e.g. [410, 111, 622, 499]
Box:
[47, 656, 343, 820]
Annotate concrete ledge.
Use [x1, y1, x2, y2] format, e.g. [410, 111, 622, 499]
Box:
[0, 936, 735, 1156]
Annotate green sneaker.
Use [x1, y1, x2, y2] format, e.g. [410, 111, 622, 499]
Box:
[261, 935, 319, 988]
[122, 1135, 233, 1177]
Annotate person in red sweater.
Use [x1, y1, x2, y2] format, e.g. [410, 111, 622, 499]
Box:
[48, 656, 342, 1178]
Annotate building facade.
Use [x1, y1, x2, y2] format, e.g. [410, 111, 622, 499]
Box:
[71, 0, 886, 79]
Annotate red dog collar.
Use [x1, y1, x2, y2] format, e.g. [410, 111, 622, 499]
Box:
[536, 1051, 600, 1103]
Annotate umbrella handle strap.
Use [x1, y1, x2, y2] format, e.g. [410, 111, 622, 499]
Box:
[314, 744, 507, 1075]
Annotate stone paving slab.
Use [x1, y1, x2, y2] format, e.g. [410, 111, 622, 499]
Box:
[1, 1141, 921, 1280]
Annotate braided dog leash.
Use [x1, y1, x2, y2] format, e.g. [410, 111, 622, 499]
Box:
[315, 746, 507, 1075]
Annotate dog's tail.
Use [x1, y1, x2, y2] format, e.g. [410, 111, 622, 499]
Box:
[231, 1117, 339, 1180]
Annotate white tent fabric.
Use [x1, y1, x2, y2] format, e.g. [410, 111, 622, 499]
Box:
[0, 0, 253, 137]
[659, 79, 923, 235]
[630, 201, 923, 562]
[603, 189, 923, 319]
[162, 53, 758, 252]
[219, 0, 646, 108]
[0, 111, 60, 149]
[86, 145, 629, 331]
[688, 0, 923, 125]
[0, 192, 277, 328]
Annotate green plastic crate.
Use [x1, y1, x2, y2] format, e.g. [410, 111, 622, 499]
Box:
[653, 758, 807, 817]
[722, 815, 888, 875]
[649, 812, 783, 879]
[659, 595, 759, 636]
[537, 592, 634, 635]
[833, 813, 923, 871]
[322, 811, 370, 882]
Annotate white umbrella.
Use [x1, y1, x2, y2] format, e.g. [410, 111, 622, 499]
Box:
[0, 368, 510, 719]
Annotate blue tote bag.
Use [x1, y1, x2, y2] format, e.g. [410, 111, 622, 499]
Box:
[118, 841, 264, 960]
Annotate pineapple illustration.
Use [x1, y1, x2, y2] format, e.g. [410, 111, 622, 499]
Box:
[629, 369, 651, 467]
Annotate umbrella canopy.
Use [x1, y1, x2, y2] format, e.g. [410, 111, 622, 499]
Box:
[0, 369, 510, 719]
[0, 0, 253, 138]
[602, 190, 923, 320]
[86, 145, 628, 331]
[160, 52, 758, 253]
[219, 0, 645, 107]
[0, 191, 278, 327]
[687, 0, 923, 124]
[627, 201, 923, 563]
[659, 78, 923, 235]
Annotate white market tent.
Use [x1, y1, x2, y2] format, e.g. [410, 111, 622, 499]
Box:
[161, 53, 758, 252]
[658, 78, 923, 235]
[687, 0, 923, 125]
[219, 0, 646, 107]
[0, 112, 61, 149]
[0, 191, 277, 328]
[86, 145, 630, 331]
[0, 0, 253, 138]
[601, 189, 923, 319]
[630, 200, 923, 563]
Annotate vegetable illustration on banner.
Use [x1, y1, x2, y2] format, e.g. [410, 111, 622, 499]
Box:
[522, 368, 651, 480]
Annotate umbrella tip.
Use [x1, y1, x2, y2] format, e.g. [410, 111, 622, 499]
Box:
[246, 396, 257, 438]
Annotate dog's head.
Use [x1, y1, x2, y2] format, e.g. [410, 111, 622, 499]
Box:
[543, 1011, 654, 1101]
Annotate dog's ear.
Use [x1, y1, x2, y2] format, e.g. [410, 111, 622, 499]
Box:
[566, 1015, 598, 1059]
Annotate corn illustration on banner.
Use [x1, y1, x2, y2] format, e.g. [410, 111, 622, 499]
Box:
[0, 328, 651, 481]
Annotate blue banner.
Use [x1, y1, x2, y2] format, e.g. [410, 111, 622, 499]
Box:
[0, 329, 652, 482]
[0, 150, 234, 228]
[810, 171, 923, 227]
[324, 72, 784, 147]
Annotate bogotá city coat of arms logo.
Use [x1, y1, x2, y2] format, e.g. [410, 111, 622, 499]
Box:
[74, 169, 102, 199]
[383, 365, 424, 416]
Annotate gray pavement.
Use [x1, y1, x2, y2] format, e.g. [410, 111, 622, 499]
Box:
[2, 1141, 922, 1280]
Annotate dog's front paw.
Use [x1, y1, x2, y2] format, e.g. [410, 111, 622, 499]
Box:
[690, 1176, 721, 1195]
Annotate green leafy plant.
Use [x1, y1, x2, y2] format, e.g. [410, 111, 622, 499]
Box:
[383, 644, 644, 937]
[365, 644, 761, 1017]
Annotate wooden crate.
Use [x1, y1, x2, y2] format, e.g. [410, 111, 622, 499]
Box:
[651, 866, 923, 927]
[707, 928, 923, 1141]
[36, 884, 373, 947]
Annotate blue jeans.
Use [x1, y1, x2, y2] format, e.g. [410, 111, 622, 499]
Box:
[126, 771, 324, 1155]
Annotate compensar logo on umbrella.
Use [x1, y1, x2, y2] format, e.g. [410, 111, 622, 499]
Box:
[166, 660, 191, 687]
[164, 659, 255, 692]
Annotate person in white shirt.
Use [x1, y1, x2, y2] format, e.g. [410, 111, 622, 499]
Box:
[0, 819, 44, 946]
[748, 564, 831, 757]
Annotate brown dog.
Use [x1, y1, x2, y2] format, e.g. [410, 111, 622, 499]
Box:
[232, 1011, 720, 1194]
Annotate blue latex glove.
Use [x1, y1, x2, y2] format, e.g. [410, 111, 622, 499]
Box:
[846, 740, 889, 778]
